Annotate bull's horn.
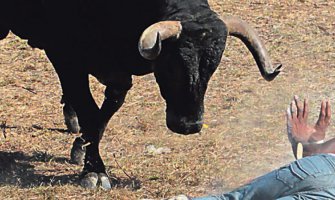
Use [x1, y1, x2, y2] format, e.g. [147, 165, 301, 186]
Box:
[222, 16, 282, 81]
[139, 21, 182, 60]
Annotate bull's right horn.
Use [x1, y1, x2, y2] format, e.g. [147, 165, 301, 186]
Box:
[138, 21, 182, 60]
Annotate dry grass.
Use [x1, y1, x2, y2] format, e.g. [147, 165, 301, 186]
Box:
[1, 1, 335, 199]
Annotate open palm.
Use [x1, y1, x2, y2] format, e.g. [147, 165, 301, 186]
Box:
[287, 96, 331, 144]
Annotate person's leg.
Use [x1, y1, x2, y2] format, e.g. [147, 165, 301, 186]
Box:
[276, 187, 335, 200]
[192, 154, 335, 200]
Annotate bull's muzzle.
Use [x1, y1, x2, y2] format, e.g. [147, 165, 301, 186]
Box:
[166, 110, 203, 134]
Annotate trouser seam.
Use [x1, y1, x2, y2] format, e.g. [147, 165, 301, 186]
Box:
[323, 155, 335, 171]
[296, 160, 312, 176]
[296, 186, 335, 194]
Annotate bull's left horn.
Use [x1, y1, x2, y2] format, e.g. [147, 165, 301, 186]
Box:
[139, 21, 182, 60]
[222, 16, 282, 81]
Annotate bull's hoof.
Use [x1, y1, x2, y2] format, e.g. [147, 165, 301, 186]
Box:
[70, 137, 86, 165]
[63, 104, 80, 133]
[80, 172, 99, 189]
[99, 173, 112, 190]
[80, 172, 112, 190]
[65, 117, 80, 133]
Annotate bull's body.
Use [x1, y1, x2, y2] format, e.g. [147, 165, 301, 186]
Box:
[2, 1, 160, 74]
[0, 0, 280, 188]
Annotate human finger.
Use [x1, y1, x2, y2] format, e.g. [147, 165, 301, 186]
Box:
[286, 107, 295, 147]
[325, 100, 331, 124]
[291, 100, 297, 120]
[318, 100, 326, 122]
[286, 107, 293, 125]
[294, 95, 303, 120]
[302, 99, 309, 121]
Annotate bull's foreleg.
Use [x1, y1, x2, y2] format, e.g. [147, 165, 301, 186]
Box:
[46, 51, 117, 189]
[57, 73, 106, 186]
[99, 77, 133, 136]
[71, 76, 132, 189]
[71, 76, 132, 165]
[63, 82, 108, 189]
[52, 70, 106, 189]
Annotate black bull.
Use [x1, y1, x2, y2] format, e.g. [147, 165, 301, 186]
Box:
[0, 0, 281, 188]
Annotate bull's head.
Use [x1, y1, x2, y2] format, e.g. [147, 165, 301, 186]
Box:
[138, 16, 282, 135]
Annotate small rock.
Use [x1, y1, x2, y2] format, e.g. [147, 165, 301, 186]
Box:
[145, 144, 171, 155]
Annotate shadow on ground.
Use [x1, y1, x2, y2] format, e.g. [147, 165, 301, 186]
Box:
[0, 151, 78, 187]
[0, 151, 142, 190]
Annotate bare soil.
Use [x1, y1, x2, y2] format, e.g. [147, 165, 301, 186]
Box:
[1, 1, 335, 199]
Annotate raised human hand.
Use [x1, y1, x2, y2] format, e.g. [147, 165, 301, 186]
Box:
[286, 95, 331, 145]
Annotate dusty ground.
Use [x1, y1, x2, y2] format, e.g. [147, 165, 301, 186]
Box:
[0, 1, 335, 199]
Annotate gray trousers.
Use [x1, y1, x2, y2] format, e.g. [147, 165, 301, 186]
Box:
[193, 154, 335, 200]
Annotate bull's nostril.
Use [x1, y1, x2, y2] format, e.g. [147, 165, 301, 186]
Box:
[184, 120, 203, 126]
[166, 110, 203, 134]
[167, 120, 202, 134]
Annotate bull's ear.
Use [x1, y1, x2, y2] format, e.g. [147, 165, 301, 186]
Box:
[138, 21, 182, 60]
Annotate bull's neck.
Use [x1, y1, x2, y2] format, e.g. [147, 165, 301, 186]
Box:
[159, 0, 211, 21]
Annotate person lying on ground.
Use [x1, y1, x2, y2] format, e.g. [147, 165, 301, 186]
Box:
[168, 95, 335, 200]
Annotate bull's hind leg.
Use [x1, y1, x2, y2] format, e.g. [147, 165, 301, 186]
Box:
[61, 95, 81, 133]
[61, 95, 83, 165]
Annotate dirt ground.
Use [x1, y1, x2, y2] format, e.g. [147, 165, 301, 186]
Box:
[0, 1, 335, 199]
